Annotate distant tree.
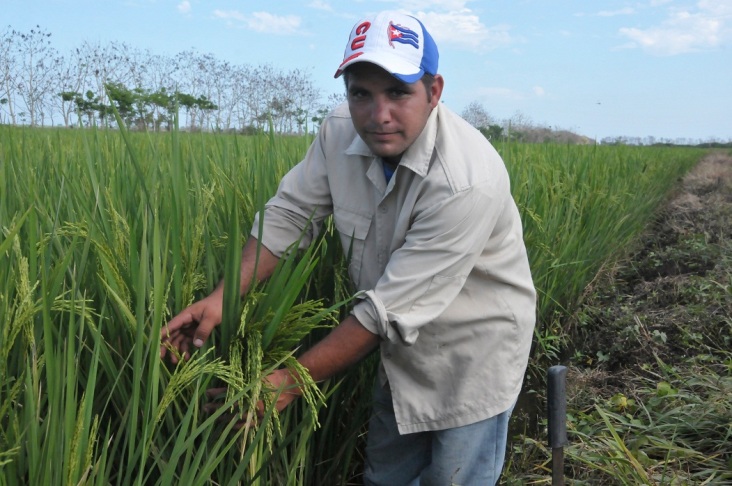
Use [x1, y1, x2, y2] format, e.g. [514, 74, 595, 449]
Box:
[11, 26, 61, 126]
[61, 89, 101, 126]
[105, 82, 136, 125]
[174, 50, 210, 129]
[505, 110, 533, 130]
[480, 124, 504, 141]
[175, 91, 197, 130]
[142, 52, 180, 127]
[204, 56, 236, 130]
[53, 47, 89, 127]
[461, 101, 494, 129]
[80, 40, 137, 113]
[0, 97, 7, 124]
[245, 63, 279, 131]
[147, 87, 175, 131]
[311, 92, 346, 132]
[283, 67, 320, 133]
[0, 27, 19, 124]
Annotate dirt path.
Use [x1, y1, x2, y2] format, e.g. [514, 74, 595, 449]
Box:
[569, 150, 732, 404]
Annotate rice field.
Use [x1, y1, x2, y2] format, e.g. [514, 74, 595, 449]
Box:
[0, 124, 703, 484]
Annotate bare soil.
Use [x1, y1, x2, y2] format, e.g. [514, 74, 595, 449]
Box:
[567, 151, 732, 408]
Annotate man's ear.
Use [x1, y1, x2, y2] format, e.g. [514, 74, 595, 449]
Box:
[430, 74, 445, 108]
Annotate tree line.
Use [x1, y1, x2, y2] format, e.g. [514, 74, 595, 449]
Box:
[4, 25, 725, 145]
[459, 100, 730, 146]
[460, 100, 594, 144]
[0, 25, 344, 133]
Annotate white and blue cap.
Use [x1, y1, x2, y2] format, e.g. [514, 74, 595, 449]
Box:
[334, 11, 439, 84]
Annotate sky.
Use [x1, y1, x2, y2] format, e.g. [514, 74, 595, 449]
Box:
[5, 0, 732, 142]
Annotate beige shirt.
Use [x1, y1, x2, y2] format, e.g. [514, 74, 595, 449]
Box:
[252, 102, 536, 434]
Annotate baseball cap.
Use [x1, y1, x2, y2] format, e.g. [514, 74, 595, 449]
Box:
[334, 11, 439, 84]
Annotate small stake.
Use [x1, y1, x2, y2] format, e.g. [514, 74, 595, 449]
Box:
[547, 365, 568, 486]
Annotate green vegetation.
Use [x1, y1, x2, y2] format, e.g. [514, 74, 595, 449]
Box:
[505, 152, 732, 484]
[2, 123, 720, 484]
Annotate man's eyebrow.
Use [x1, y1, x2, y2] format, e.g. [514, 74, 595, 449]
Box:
[346, 78, 413, 92]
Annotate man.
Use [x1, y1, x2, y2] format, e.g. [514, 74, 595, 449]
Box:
[161, 11, 536, 485]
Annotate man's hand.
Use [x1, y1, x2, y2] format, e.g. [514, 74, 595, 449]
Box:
[160, 290, 224, 364]
[160, 239, 283, 364]
[204, 369, 301, 428]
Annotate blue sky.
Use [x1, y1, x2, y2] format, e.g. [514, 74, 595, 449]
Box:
[6, 0, 732, 141]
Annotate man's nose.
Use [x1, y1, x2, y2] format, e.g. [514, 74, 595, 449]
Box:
[371, 97, 391, 125]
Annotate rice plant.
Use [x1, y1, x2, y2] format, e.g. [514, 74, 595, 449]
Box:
[501, 141, 699, 363]
[0, 122, 707, 484]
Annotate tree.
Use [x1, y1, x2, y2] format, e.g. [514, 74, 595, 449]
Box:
[79, 40, 137, 115]
[480, 124, 504, 141]
[194, 94, 217, 129]
[12, 26, 62, 126]
[504, 110, 533, 131]
[243, 63, 278, 131]
[52, 47, 89, 127]
[461, 101, 494, 130]
[282, 67, 321, 134]
[0, 97, 7, 124]
[60, 89, 101, 126]
[0, 26, 19, 124]
[311, 92, 346, 132]
[0, 25, 352, 134]
[105, 82, 136, 125]
[147, 87, 175, 131]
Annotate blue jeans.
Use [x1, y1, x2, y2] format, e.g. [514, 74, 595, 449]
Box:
[363, 382, 514, 486]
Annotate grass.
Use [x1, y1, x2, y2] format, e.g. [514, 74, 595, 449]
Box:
[0, 123, 714, 484]
[504, 151, 732, 484]
[500, 141, 700, 366]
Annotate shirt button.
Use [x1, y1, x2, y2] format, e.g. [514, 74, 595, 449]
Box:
[379, 205, 387, 213]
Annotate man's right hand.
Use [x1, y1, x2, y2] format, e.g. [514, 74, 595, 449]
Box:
[160, 290, 224, 364]
[160, 238, 281, 364]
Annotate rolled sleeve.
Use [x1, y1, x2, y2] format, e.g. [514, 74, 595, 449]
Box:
[352, 290, 397, 340]
[251, 200, 318, 256]
[250, 118, 336, 256]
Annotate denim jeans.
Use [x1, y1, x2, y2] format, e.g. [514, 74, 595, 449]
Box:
[363, 382, 514, 486]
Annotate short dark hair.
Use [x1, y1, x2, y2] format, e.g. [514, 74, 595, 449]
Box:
[343, 67, 435, 102]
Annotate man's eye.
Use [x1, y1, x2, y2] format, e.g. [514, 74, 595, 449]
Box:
[390, 89, 409, 98]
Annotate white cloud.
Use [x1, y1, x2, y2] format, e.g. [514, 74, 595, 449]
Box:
[308, 1, 334, 13]
[213, 10, 246, 22]
[619, 1, 732, 55]
[696, 0, 732, 17]
[416, 9, 516, 50]
[177, 0, 191, 15]
[366, 1, 516, 51]
[212, 10, 302, 34]
[399, 0, 473, 11]
[597, 7, 635, 17]
[533, 86, 546, 97]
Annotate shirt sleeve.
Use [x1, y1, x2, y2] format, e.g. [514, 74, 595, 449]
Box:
[250, 122, 335, 257]
[352, 179, 508, 345]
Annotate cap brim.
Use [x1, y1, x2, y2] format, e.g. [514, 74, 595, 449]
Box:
[334, 51, 424, 83]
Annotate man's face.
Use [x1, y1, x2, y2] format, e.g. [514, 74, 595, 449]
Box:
[346, 63, 443, 165]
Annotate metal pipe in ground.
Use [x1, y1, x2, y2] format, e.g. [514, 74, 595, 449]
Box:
[547, 365, 568, 486]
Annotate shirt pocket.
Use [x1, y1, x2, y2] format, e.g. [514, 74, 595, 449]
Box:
[333, 206, 373, 286]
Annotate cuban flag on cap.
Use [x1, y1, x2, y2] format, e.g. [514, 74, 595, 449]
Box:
[334, 11, 439, 84]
